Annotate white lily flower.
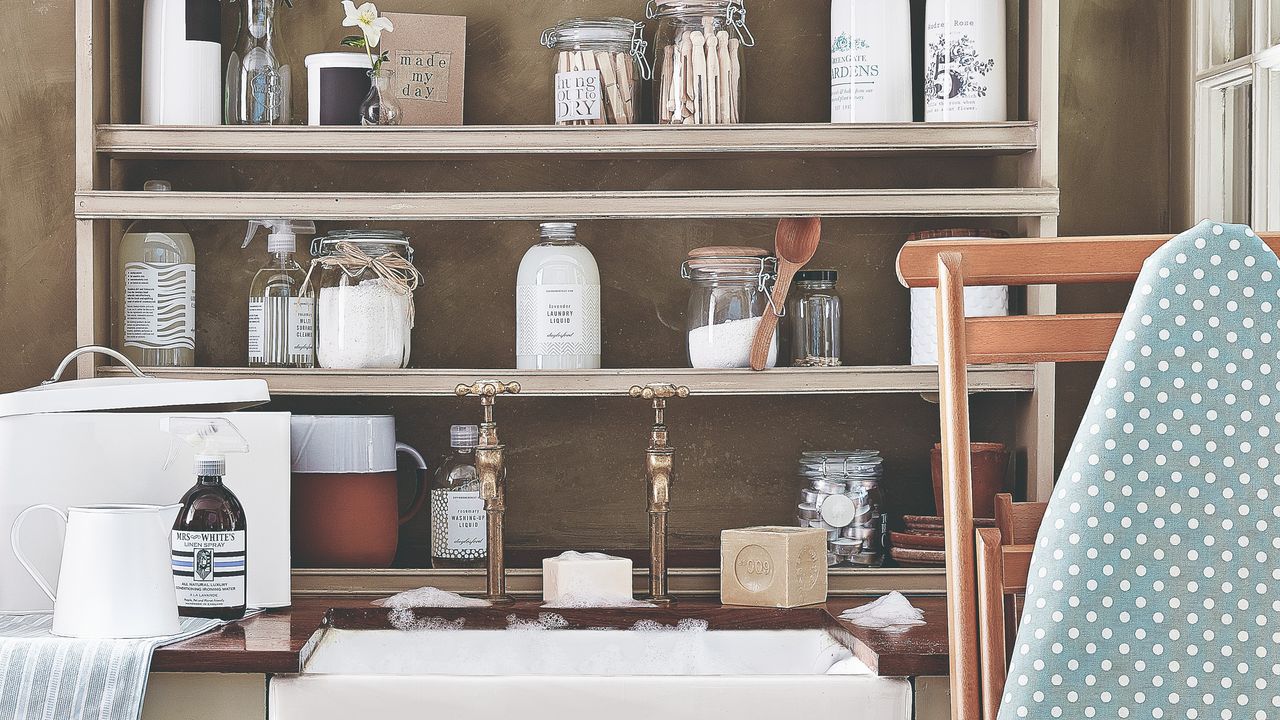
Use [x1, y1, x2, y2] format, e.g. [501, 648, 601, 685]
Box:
[341, 0, 394, 47]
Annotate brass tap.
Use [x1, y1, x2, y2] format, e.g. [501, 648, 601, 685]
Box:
[629, 383, 689, 605]
[456, 380, 521, 604]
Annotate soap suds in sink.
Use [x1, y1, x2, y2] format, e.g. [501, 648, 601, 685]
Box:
[506, 612, 570, 631]
[372, 586, 492, 609]
[630, 618, 709, 632]
[387, 610, 468, 632]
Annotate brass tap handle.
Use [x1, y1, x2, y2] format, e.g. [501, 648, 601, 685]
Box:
[456, 380, 522, 398]
[628, 383, 690, 400]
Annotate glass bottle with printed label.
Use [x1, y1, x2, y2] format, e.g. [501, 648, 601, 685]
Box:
[115, 180, 196, 367]
[430, 425, 487, 569]
[244, 219, 316, 368]
[516, 222, 602, 370]
[540, 17, 650, 125]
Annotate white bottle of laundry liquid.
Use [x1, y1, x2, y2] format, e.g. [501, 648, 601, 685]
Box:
[516, 223, 602, 370]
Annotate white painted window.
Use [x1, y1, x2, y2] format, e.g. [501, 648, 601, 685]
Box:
[1193, 0, 1280, 229]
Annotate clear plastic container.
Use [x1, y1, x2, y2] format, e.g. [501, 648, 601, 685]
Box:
[541, 17, 650, 125]
[647, 0, 754, 124]
[681, 246, 777, 368]
[311, 230, 417, 369]
[787, 270, 842, 367]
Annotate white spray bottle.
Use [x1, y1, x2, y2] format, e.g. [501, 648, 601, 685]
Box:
[166, 416, 250, 620]
[243, 219, 317, 368]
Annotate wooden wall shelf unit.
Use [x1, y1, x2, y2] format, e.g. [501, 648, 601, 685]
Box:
[95, 122, 1040, 158]
[98, 365, 1037, 397]
[74, 0, 1060, 595]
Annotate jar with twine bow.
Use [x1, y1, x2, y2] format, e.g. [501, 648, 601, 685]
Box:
[305, 230, 423, 369]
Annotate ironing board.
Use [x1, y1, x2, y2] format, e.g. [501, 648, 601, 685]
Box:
[1000, 221, 1280, 719]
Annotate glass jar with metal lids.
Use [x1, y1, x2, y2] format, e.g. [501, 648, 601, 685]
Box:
[646, 0, 754, 125]
[541, 17, 652, 126]
[681, 246, 777, 368]
[787, 269, 842, 367]
[307, 230, 423, 370]
[796, 450, 885, 567]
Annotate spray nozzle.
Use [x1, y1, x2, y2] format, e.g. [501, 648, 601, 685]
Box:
[163, 417, 250, 477]
[242, 219, 317, 255]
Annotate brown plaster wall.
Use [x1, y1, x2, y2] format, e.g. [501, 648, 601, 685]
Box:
[0, 1, 1178, 560]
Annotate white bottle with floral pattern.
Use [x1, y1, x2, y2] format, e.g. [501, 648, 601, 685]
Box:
[830, 0, 912, 123]
[923, 0, 1007, 122]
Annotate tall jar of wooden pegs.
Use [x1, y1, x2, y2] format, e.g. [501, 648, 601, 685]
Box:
[647, 0, 754, 125]
[541, 17, 651, 125]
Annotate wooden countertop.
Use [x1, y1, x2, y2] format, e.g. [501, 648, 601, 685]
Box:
[152, 595, 948, 677]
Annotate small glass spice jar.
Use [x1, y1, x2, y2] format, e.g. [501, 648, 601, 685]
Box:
[787, 269, 842, 367]
[647, 0, 754, 124]
[309, 230, 421, 370]
[541, 17, 651, 125]
[681, 246, 777, 368]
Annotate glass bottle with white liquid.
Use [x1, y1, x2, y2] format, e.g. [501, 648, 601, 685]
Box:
[516, 223, 602, 369]
[115, 180, 196, 367]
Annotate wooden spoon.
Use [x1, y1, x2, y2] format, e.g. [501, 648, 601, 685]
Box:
[749, 217, 822, 371]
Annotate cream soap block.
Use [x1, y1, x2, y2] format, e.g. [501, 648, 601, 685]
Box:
[720, 526, 828, 608]
[542, 551, 634, 605]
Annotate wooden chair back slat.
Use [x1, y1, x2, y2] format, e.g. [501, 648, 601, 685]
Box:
[994, 494, 1049, 544]
[897, 232, 1280, 288]
[975, 527, 1007, 720]
[967, 315, 1122, 364]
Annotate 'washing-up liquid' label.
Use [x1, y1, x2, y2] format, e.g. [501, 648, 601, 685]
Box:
[124, 262, 195, 350]
[172, 530, 246, 608]
[430, 490, 486, 560]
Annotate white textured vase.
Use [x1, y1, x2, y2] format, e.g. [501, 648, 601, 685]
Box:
[923, 0, 1007, 122]
[910, 286, 1009, 365]
[830, 0, 913, 123]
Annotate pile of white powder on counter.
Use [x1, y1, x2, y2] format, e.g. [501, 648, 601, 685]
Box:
[317, 278, 412, 369]
[372, 586, 492, 609]
[688, 316, 777, 369]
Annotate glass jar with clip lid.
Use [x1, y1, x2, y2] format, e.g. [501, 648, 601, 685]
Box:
[681, 246, 778, 368]
[307, 230, 422, 370]
[647, 0, 755, 124]
[541, 17, 652, 125]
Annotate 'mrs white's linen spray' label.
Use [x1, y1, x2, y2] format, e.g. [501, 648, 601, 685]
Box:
[172, 530, 246, 608]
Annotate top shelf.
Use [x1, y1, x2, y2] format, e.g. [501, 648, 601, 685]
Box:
[95, 122, 1039, 159]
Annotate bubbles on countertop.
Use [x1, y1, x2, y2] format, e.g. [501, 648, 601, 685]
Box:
[387, 610, 468, 632]
[506, 612, 570, 631]
[630, 618, 710, 632]
[372, 586, 493, 610]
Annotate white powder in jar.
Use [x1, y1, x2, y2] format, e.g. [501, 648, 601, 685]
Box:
[687, 316, 777, 369]
[317, 279, 413, 369]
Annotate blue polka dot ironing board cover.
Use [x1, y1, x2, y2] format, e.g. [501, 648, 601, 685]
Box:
[999, 221, 1280, 720]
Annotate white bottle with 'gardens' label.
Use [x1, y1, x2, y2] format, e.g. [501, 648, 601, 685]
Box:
[924, 0, 1006, 122]
[516, 223, 602, 370]
[830, 0, 912, 123]
[116, 180, 196, 368]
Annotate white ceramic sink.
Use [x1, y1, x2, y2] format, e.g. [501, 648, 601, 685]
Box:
[269, 616, 912, 720]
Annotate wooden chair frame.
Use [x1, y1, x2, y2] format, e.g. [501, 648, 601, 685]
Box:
[896, 231, 1280, 720]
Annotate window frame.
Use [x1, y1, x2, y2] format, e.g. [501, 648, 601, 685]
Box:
[1192, 0, 1280, 230]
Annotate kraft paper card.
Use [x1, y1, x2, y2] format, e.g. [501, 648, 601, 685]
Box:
[381, 13, 466, 125]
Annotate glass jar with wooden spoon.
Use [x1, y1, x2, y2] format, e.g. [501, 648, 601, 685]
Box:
[541, 17, 651, 125]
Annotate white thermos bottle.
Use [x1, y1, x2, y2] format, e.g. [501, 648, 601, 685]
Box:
[142, 0, 222, 125]
[923, 0, 1007, 122]
[830, 0, 912, 123]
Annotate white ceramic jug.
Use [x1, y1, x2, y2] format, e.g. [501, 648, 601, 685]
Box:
[11, 503, 182, 638]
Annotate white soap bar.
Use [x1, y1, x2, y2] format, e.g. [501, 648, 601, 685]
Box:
[542, 551, 634, 605]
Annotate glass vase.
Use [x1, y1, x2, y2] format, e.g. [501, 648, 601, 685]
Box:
[360, 68, 403, 126]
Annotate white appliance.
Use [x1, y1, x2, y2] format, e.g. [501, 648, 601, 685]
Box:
[142, 0, 222, 125]
[12, 503, 181, 638]
[830, 0, 912, 123]
[923, 0, 1007, 122]
[0, 347, 291, 610]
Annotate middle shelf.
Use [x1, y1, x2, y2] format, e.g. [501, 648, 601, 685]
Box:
[74, 188, 1061, 220]
[97, 364, 1035, 397]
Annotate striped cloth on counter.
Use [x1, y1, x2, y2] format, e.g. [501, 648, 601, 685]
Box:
[0, 613, 221, 720]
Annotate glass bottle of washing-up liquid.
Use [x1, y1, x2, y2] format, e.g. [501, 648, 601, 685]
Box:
[244, 219, 316, 368]
[516, 222, 602, 369]
[115, 180, 196, 367]
[430, 425, 487, 569]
